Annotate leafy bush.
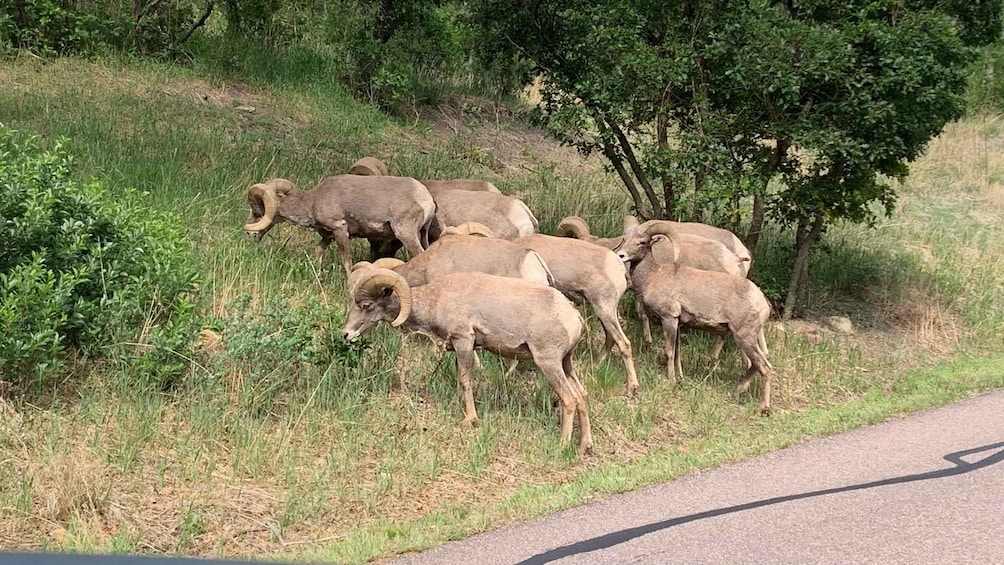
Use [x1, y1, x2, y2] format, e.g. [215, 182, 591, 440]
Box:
[0, 125, 200, 389]
[0, 0, 208, 56]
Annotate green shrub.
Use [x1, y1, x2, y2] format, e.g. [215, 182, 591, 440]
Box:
[0, 125, 200, 389]
[213, 293, 370, 416]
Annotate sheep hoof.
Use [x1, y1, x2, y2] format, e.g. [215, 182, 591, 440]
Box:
[578, 442, 594, 456]
[758, 405, 772, 416]
[626, 384, 639, 398]
[462, 416, 479, 428]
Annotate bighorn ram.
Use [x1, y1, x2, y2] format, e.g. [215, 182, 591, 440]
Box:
[347, 157, 535, 240]
[368, 222, 553, 287]
[622, 215, 752, 276]
[558, 216, 745, 276]
[514, 234, 640, 395]
[243, 175, 436, 275]
[558, 216, 746, 358]
[425, 187, 538, 241]
[625, 229, 773, 413]
[343, 267, 592, 452]
[348, 156, 503, 193]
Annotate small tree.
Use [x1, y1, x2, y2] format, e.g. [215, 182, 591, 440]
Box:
[472, 0, 998, 316]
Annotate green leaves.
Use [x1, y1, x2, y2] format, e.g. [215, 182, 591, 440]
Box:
[0, 126, 201, 389]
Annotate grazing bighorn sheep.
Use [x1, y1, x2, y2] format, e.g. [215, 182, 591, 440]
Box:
[622, 215, 752, 276]
[624, 229, 773, 413]
[558, 216, 745, 276]
[347, 157, 531, 243]
[348, 156, 503, 194]
[556, 216, 625, 251]
[514, 234, 640, 395]
[243, 175, 436, 275]
[343, 267, 592, 452]
[424, 185, 538, 241]
[368, 222, 553, 287]
[558, 216, 746, 358]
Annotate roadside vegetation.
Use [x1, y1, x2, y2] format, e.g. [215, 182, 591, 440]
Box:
[1, 2, 1003, 562]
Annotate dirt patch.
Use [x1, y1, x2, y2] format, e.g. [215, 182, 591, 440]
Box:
[416, 97, 604, 178]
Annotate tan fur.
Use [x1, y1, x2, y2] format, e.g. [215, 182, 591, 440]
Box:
[422, 185, 537, 240]
[385, 234, 554, 288]
[342, 271, 592, 452]
[515, 234, 640, 395]
[420, 179, 503, 193]
[243, 174, 436, 275]
[629, 236, 773, 413]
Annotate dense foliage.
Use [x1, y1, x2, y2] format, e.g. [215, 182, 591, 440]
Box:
[471, 0, 1000, 315]
[0, 125, 200, 388]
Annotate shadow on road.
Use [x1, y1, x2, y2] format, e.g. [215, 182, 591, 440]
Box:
[517, 441, 1004, 565]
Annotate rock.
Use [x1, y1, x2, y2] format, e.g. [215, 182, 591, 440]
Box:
[236, 105, 256, 113]
[822, 316, 854, 334]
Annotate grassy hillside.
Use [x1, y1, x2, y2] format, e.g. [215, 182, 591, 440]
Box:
[1, 53, 1003, 562]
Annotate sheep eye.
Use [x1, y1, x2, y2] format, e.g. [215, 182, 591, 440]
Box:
[360, 301, 373, 311]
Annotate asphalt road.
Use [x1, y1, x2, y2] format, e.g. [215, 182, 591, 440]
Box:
[391, 389, 1004, 565]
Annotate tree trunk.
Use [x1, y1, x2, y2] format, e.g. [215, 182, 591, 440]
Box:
[656, 110, 676, 220]
[782, 215, 825, 319]
[746, 193, 765, 256]
[746, 138, 788, 257]
[177, 1, 215, 45]
[597, 116, 648, 217]
[609, 121, 665, 218]
[375, 0, 396, 43]
[691, 166, 706, 222]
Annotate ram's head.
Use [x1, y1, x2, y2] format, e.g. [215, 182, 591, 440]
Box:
[244, 178, 295, 241]
[343, 263, 412, 340]
[614, 219, 681, 264]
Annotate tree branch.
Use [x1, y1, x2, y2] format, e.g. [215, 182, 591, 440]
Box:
[608, 119, 665, 217]
[177, 1, 215, 45]
[597, 116, 648, 217]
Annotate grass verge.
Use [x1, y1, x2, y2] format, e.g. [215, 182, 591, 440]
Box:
[0, 51, 1002, 561]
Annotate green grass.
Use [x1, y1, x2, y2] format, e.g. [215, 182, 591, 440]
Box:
[0, 51, 1002, 561]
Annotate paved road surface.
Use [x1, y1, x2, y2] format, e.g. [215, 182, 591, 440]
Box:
[391, 389, 1004, 565]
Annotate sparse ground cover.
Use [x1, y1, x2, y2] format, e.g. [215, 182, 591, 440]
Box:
[0, 54, 1002, 562]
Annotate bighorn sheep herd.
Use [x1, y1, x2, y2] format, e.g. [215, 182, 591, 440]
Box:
[242, 157, 774, 452]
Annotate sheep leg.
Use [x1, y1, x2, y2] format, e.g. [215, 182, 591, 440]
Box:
[636, 297, 653, 345]
[503, 359, 520, 378]
[329, 221, 353, 275]
[563, 353, 593, 454]
[709, 334, 726, 362]
[392, 224, 427, 258]
[315, 227, 335, 264]
[661, 317, 682, 384]
[735, 328, 772, 414]
[452, 339, 480, 427]
[594, 303, 639, 396]
[535, 357, 579, 445]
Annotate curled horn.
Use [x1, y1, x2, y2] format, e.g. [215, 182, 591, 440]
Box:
[623, 215, 640, 232]
[640, 220, 681, 264]
[355, 268, 412, 327]
[244, 182, 280, 232]
[349, 157, 389, 176]
[372, 257, 405, 269]
[555, 216, 592, 240]
[444, 222, 495, 238]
